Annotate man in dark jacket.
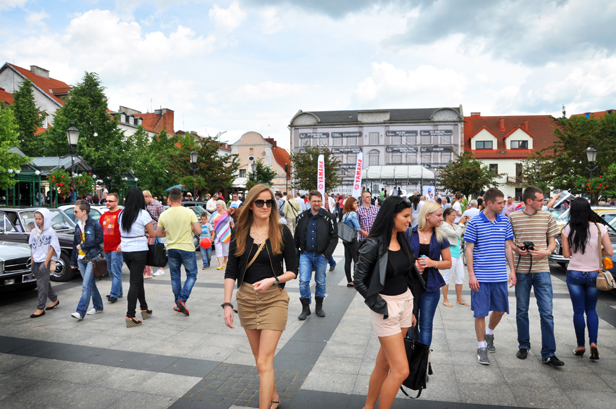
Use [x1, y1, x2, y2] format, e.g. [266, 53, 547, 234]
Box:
[294, 190, 338, 320]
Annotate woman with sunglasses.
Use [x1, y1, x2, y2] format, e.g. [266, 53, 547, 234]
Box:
[210, 200, 234, 270]
[223, 184, 298, 409]
[354, 196, 425, 409]
[408, 201, 452, 346]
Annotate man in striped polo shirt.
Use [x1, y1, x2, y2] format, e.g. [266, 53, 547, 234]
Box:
[509, 186, 564, 366]
[465, 188, 516, 365]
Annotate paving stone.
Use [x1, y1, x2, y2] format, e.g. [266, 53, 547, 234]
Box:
[511, 386, 576, 409]
[136, 372, 203, 398]
[564, 389, 616, 409]
[457, 382, 517, 406]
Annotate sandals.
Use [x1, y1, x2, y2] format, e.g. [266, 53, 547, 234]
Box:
[573, 348, 585, 357]
[141, 309, 153, 320]
[443, 302, 453, 308]
[270, 400, 280, 409]
[125, 317, 142, 328]
[457, 300, 470, 306]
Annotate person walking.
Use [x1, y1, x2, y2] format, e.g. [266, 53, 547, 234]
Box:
[223, 184, 298, 409]
[70, 200, 105, 321]
[99, 193, 123, 303]
[465, 188, 516, 365]
[561, 198, 613, 360]
[509, 186, 563, 366]
[410, 195, 421, 228]
[199, 213, 214, 269]
[28, 208, 60, 318]
[407, 201, 452, 346]
[462, 200, 481, 221]
[354, 197, 425, 409]
[118, 188, 156, 327]
[156, 187, 202, 315]
[282, 193, 300, 235]
[439, 208, 469, 307]
[294, 190, 338, 320]
[143, 190, 165, 278]
[357, 191, 379, 241]
[210, 200, 233, 269]
[452, 192, 463, 223]
[341, 197, 361, 287]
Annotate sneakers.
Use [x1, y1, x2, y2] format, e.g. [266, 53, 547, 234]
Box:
[202, 265, 208, 270]
[543, 356, 565, 367]
[71, 312, 83, 321]
[176, 300, 189, 316]
[329, 264, 336, 272]
[153, 269, 165, 276]
[108, 297, 118, 303]
[477, 347, 490, 365]
[516, 348, 528, 360]
[86, 308, 103, 315]
[485, 334, 496, 353]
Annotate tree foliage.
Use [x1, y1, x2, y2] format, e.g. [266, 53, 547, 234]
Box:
[0, 106, 30, 189]
[129, 128, 176, 197]
[13, 79, 45, 156]
[439, 151, 500, 198]
[74, 171, 95, 197]
[50, 169, 71, 198]
[246, 159, 277, 190]
[289, 145, 341, 192]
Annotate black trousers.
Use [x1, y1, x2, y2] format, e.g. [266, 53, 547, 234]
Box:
[343, 240, 359, 283]
[123, 251, 148, 318]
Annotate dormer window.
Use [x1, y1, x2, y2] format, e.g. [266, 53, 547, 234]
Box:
[476, 141, 493, 149]
[511, 140, 528, 149]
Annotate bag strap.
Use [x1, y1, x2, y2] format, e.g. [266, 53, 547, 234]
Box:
[246, 240, 267, 271]
[594, 222, 604, 270]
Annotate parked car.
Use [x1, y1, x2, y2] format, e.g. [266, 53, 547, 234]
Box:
[554, 206, 616, 229]
[59, 204, 123, 223]
[0, 208, 77, 282]
[0, 241, 40, 291]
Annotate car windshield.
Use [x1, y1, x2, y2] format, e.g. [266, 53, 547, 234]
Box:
[556, 209, 570, 223]
[0, 214, 16, 232]
[19, 209, 75, 233]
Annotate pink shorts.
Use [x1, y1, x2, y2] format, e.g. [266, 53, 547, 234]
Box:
[370, 289, 414, 337]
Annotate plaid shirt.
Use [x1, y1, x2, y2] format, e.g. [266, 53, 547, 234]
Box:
[356, 204, 379, 241]
[147, 199, 164, 229]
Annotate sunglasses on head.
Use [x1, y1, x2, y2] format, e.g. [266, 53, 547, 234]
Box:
[254, 199, 275, 208]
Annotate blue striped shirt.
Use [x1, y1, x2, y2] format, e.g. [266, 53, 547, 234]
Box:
[464, 211, 513, 282]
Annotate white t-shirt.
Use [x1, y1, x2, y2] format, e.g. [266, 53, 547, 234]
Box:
[119, 210, 153, 252]
[230, 200, 243, 208]
[463, 207, 480, 220]
[453, 202, 462, 223]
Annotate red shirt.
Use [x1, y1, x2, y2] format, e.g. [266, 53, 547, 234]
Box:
[99, 209, 122, 252]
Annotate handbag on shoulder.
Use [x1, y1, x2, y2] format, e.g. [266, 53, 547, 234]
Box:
[595, 223, 616, 291]
[338, 214, 357, 243]
[400, 326, 432, 399]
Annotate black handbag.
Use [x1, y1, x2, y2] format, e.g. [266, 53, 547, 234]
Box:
[400, 326, 433, 399]
[147, 238, 167, 267]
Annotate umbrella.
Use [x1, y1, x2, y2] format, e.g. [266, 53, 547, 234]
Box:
[165, 184, 185, 192]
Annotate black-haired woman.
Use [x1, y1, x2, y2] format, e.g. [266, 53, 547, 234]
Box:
[118, 187, 156, 327]
[561, 198, 613, 359]
[354, 196, 425, 409]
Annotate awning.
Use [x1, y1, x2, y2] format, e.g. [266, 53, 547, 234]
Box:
[232, 177, 247, 188]
[361, 165, 435, 180]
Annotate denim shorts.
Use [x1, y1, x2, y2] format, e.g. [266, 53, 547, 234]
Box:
[471, 282, 509, 318]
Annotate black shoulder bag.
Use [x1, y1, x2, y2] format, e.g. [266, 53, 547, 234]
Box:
[400, 326, 432, 399]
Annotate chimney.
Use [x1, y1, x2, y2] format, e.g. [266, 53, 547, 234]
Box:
[160, 108, 174, 135]
[265, 137, 277, 148]
[470, 112, 481, 116]
[522, 120, 529, 132]
[499, 118, 505, 132]
[30, 65, 50, 79]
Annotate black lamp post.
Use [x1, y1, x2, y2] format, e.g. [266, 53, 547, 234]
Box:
[250, 161, 257, 183]
[66, 123, 80, 202]
[586, 145, 598, 203]
[190, 150, 198, 199]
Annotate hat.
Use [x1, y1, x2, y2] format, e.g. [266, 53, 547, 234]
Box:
[187, 192, 192, 196]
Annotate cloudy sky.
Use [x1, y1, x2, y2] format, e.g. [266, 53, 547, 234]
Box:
[1, 0, 615, 150]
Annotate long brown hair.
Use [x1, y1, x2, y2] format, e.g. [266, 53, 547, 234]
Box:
[234, 184, 283, 256]
[343, 197, 357, 214]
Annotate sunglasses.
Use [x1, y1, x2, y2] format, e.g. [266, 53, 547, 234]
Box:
[254, 199, 275, 208]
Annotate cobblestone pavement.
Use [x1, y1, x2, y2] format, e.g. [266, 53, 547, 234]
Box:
[1, 242, 615, 409]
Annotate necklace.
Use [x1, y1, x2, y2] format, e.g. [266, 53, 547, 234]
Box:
[419, 229, 432, 242]
[250, 226, 269, 243]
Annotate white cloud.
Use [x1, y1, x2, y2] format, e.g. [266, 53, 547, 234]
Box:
[25, 10, 49, 29]
[0, 0, 28, 11]
[234, 81, 307, 101]
[209, 1, 247, 33]
[259, 8, 283, 34]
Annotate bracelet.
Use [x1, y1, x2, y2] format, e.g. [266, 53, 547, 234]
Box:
[221, 302, 234, 310]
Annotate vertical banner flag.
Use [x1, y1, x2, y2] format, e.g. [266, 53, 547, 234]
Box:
[317, 154, 325, 198]
[352, 152, 363, 199]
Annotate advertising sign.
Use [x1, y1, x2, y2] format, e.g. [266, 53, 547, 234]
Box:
[352, 152, 363, 199]
[317, 154, 325, 197]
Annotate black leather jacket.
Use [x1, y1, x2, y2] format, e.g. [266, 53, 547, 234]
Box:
[294, 208, 338, 259]
[225, 225, 298, 288]
[353, 234, 425, 318]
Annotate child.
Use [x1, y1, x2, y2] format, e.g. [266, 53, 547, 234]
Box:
[28, 208, 61, 318]
[200, 214, 214, 269]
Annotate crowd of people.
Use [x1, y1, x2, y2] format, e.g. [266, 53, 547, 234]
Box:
[26, 184, 611, 409]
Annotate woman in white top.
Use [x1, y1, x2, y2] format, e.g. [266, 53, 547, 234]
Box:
[118, 188, 155, 328]
[439, 208, 469, 307]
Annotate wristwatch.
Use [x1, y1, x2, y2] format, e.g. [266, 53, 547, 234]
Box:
[273, 276, 280, 286]
[221, 302, 234, 310]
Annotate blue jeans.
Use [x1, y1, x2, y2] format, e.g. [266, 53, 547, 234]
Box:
[566, 270, 600, 346]
[417, 290, 440, 346]
[515, 272, 556, 359]
[200, 246, 212, 267]
[299, 252, 328, 301]
[328, 255, 336, 268]
[105, 251, 124, 298]
[168, 249, 198, 303]
[76, 258, 104, 318]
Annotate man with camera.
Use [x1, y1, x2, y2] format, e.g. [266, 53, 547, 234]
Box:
[508, 186, 563, 366]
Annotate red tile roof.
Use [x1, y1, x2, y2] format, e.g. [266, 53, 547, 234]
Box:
[464, 114, 559, 159]
[570, 110, 615, 119]
[134, 109, 174, 135]
[8, 64, 70, 106]
[265, 137, 291, 177]
[0, 87, 13, 105]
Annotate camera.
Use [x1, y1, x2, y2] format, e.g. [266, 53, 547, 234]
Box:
[518, 241, 535, 251]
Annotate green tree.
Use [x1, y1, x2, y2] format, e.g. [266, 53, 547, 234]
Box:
[246, 159, 277, 189]
[43, 72, 131, 189]
[513, 156, 550, 194]
[439, 151, 500, 198]
[13, 79, 45, 156]
[129, 128, 176, 197]
[289, 145, 341, 192]
[0, 106, 30, 189]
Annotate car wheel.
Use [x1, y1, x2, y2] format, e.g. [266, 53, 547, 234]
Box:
[50, 252, 75, 282]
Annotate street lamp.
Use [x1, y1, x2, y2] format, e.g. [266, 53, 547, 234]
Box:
[190, 150, 198, 199]
[586, 145, 599, 203]
[249, 161, 257, 184]
[66, 123, 80, 201]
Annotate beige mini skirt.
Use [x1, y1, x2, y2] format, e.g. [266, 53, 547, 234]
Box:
[370, 289, 414, 337]
[236, 281, 290, 331]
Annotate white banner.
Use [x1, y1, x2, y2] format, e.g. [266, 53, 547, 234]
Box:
[352, 152, 363, 200]
[317, 154, 325, 198]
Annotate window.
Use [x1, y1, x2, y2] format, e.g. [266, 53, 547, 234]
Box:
[239, 169, 246, 178]
[407, 153, 417, 164]
[333, 137, 342, 146]
[249, 148, 254, 155]
[441, 152, 451, 164]
[421, 135, 431, 145]
[441, 134, 452, 145]
[476, 141, 493, 149]
[369, 132, 379, 145]
[347, 137, 357, 146]
[489, 164, 498, 175]
[511, 140, 528, 149]
[421, 153, 431, 164]
[392, 153, 402, 164]
[369, 150, 380, 166]
[407, 136, 417, 145]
